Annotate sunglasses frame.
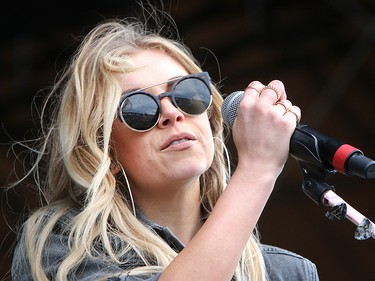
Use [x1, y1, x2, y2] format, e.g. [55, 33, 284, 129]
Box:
[118, 72, 212, 132]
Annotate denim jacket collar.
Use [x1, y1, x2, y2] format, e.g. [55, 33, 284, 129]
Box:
[136, 209, 185, 253]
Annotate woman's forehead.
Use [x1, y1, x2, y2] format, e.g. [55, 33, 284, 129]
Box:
[116, 49, 188, 92]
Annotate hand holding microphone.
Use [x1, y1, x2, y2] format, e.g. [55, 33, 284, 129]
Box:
[222, 85, 375, 179]
[226, 80, 301, 175]
[222, 80, 375, 240]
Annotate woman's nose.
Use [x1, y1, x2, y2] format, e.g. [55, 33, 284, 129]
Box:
[157, 97, 184, 129]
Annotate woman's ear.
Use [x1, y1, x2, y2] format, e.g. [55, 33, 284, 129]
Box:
[110, 162, 121, 175]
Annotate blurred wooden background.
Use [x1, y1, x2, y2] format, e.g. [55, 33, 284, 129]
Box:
[1, 0, 375, 280]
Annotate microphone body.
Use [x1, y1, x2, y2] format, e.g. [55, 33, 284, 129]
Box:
[221, 91, 375, 179]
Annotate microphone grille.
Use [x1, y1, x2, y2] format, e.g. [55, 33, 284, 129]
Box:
[221, 91, 244, 128]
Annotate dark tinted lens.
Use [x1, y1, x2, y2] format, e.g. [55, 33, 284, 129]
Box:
[121, 93, 159, 131]
[173, 78, 211, 115]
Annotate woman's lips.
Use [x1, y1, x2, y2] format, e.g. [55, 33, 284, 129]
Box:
[161, 133, 196, 150]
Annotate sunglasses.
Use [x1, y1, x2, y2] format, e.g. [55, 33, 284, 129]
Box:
[118, 72, 212, 132]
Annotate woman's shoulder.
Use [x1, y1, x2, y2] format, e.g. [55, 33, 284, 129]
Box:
[260, 244, 319, 281]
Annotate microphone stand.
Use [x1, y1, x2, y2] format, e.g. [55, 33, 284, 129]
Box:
[289, 124, 374, 239]
[296, 161, 375, 240]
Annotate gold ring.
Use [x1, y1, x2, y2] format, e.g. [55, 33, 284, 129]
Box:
[245, 85, 261, 95]
[286, 107, 301, 123]
[275, 100, 289, 112]
[261, 84, 281, 100]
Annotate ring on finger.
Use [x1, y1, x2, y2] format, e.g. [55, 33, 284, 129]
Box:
[245, 85, 261, 96]
[285, 107, 301, 123]
[261, 84, 281, 101]
[275, 100, 290, 112]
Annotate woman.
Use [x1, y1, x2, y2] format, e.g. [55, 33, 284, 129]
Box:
[11, 16, 319, 281]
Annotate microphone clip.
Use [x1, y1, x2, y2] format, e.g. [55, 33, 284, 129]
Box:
[295, 160, 375, 240]
[297, 161, 335, 206]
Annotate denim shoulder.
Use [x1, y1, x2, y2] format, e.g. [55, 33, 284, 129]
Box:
[11, 208, 135, 281]
[261, 244, 319, 281]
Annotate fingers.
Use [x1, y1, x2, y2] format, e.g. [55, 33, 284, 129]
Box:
[233, 79, 302, 172]
[244, 81, 264, 101]
[259, 84, 282, 103]
[242, 79, 301, 123]
[275, 100, 301, 122]
[274, 99, 292, 113]
[266, 80, 287, 101]
[284, 105, 301, 123]
[244, 80, 285, 103]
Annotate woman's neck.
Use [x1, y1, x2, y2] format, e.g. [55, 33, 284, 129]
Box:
[135, 180, 202, 244]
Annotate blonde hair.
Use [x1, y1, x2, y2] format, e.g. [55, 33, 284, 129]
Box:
[13, 16, 266, 281]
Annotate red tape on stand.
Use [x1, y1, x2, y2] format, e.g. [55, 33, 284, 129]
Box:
[333, 144, 361, 174]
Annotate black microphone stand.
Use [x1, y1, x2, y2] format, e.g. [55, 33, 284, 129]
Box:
[289, 124, 375, 240]
[296, 161, 374, 240]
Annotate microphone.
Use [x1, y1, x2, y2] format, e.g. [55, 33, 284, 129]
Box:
[222, 91, 375, 179]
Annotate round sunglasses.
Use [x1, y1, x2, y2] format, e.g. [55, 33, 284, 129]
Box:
[117, 72, 212, 132]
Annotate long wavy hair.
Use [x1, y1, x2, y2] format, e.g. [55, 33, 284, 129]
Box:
[12, 15, 266, 281]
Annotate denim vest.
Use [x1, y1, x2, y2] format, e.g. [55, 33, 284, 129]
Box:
[12, 209, 319, 280]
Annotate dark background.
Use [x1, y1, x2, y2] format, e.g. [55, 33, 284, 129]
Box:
[1, 0, 375, 280]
